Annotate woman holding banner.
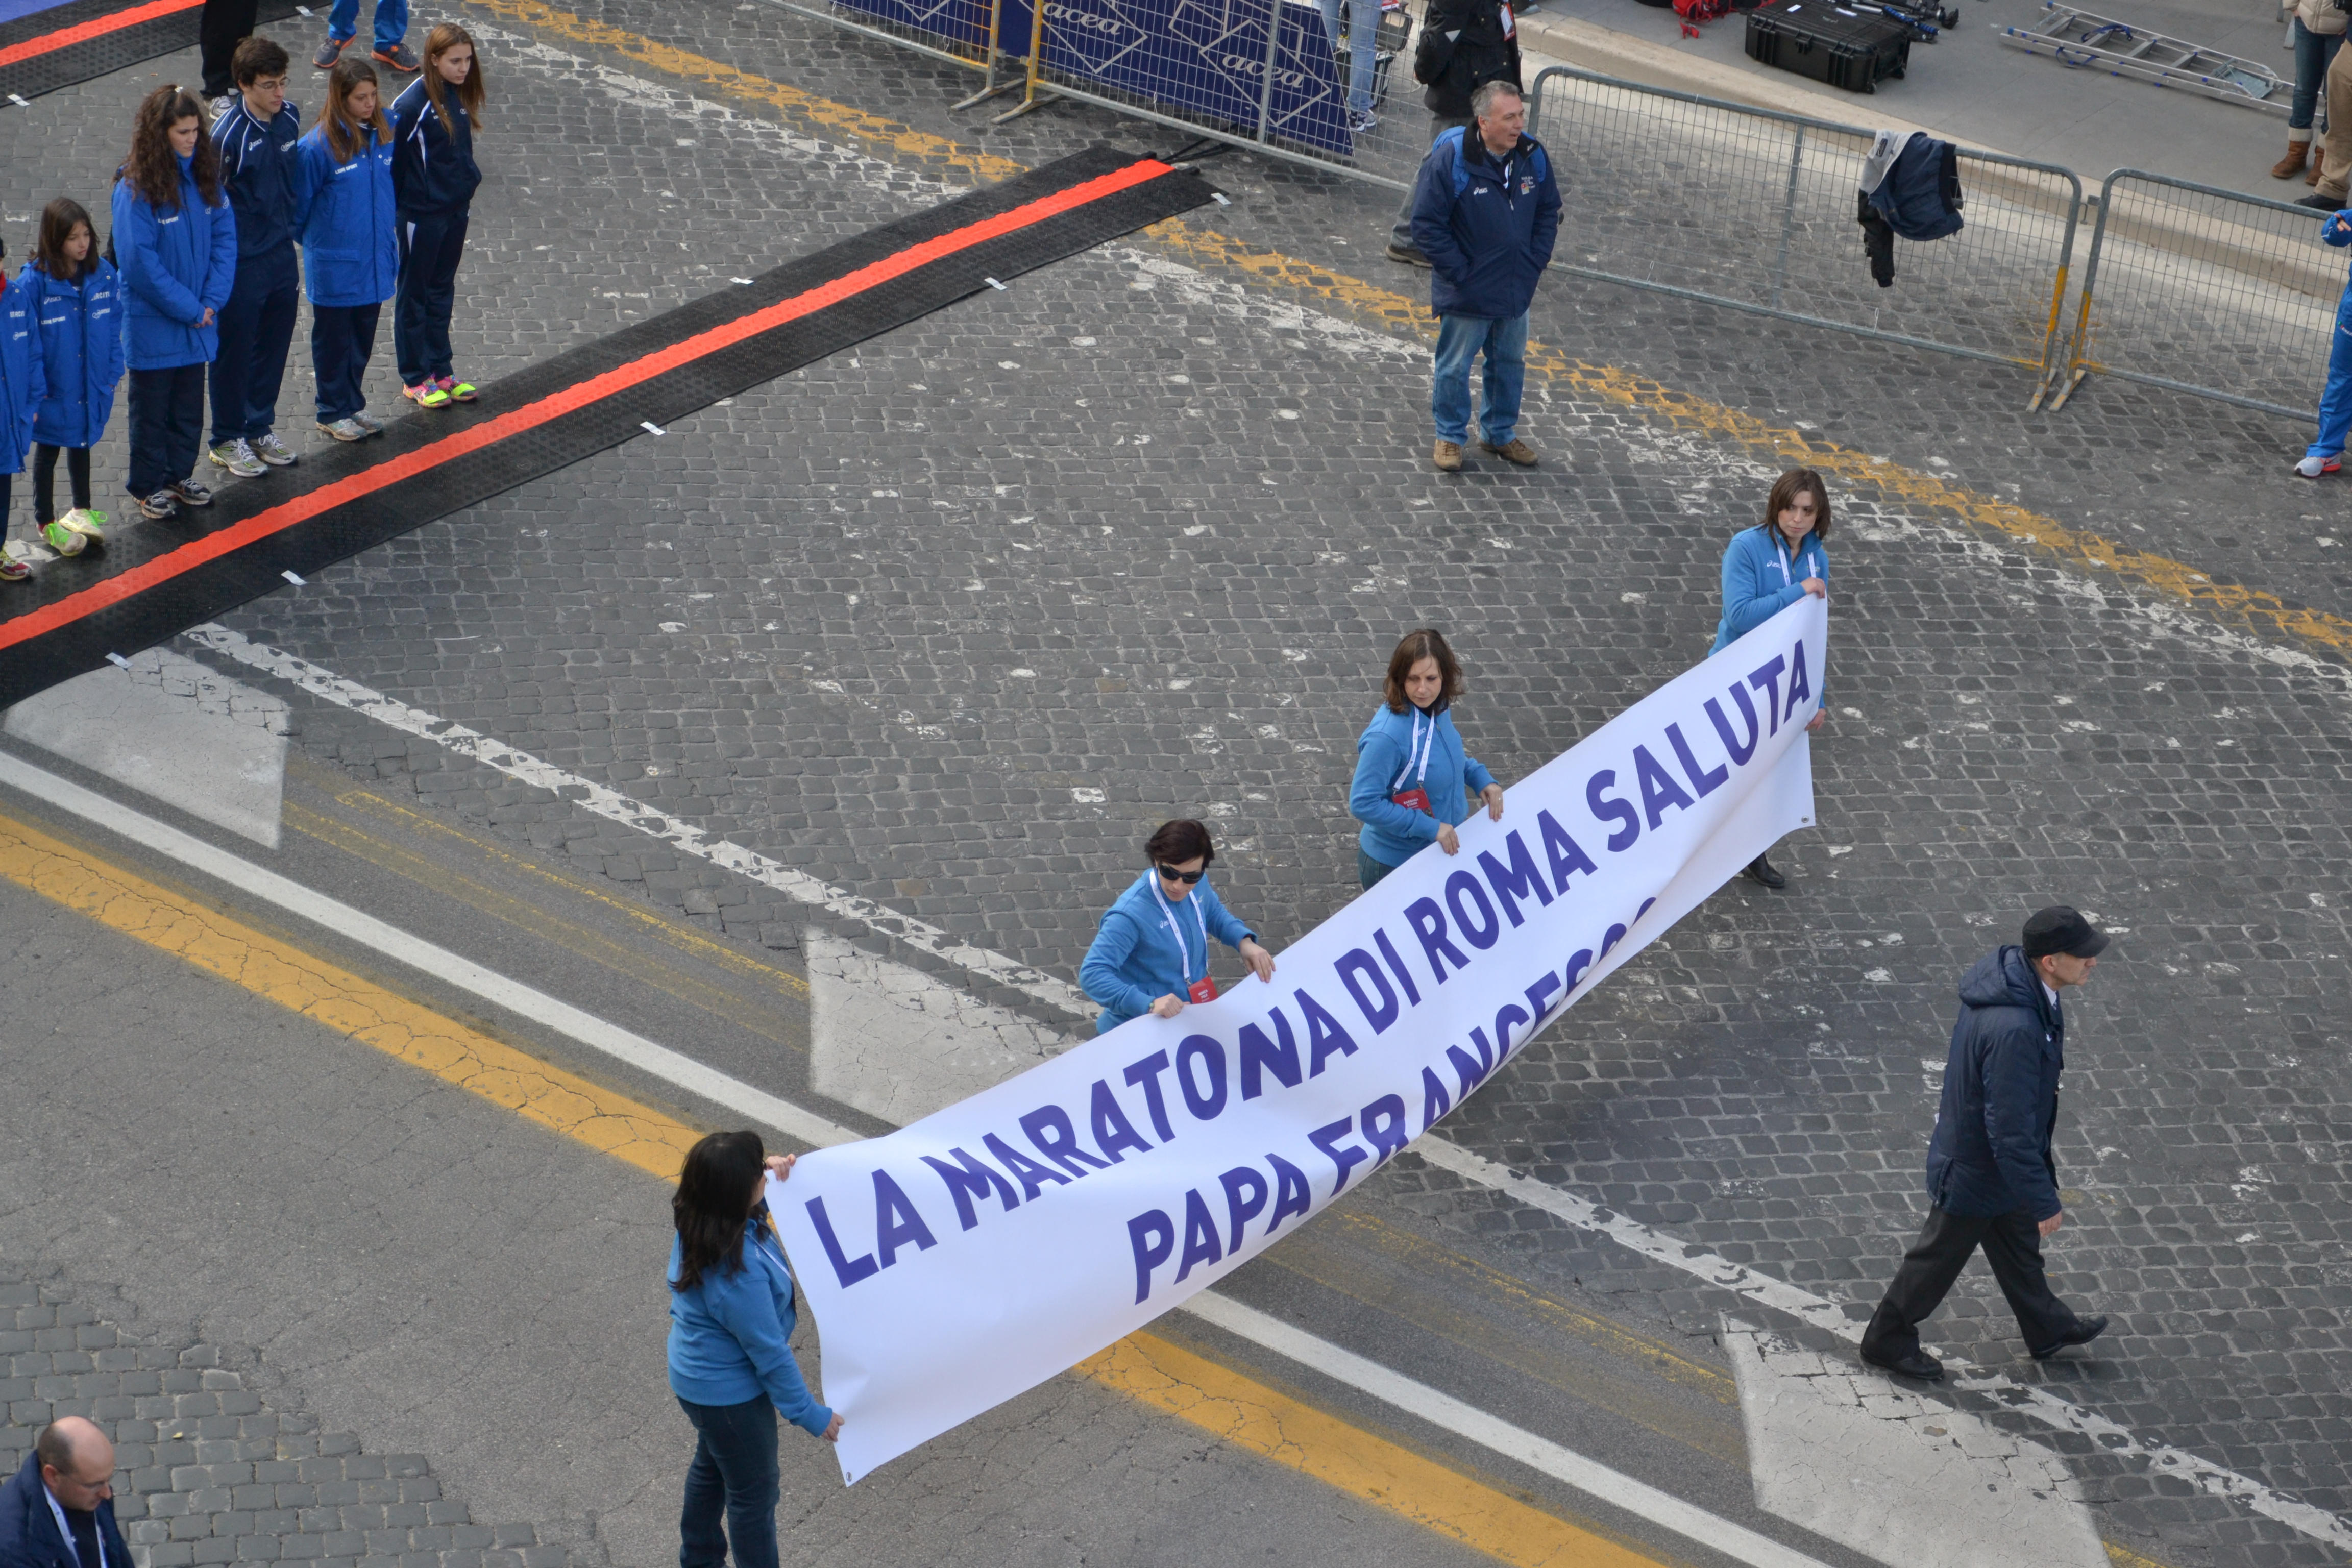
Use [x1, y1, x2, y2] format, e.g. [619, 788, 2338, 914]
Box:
[667, 1131, 841, 1568]
[1349, 627, 1506, 890]
[1711, 468, 1832, 891]
[1081, 819, 1277, 1033]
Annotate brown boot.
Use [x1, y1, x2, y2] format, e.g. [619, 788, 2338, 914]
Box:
[2275, 139, 2310, 179]
[2311, 148, 2329, 187]
[1432, 438, 1464, 472]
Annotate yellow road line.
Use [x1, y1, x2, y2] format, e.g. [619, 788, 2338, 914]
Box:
[0, 809, 696, 1181]
[470, 0, 2352, 673]
[2106, 1542, 2174, 1568]
[1090, 1331, 1672, 1568]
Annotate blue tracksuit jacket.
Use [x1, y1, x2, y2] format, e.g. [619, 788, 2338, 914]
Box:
[295, 122, 399, 306]
[214, 94, 306, 259]
[1349, 700, 1496, 869]
[1081, 871, 1257, 1033]
[1408, 127, 1561, 321]
[24, 260, 125, 450]
[111, 160, 238, 370]
[666, 1210, 833, 1436]
[388, 78, 482, 216]
[0, 272, 44, 475]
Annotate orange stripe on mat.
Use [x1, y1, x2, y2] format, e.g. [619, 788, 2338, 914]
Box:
[0, 0, 201, 67]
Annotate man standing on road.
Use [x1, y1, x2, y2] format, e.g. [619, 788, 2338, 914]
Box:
[1409, 80, 1559, 473]
[1386, 0, 1521, 267]
[0, 1417, 131, 1568]
[1858, 906, 2114, 1381]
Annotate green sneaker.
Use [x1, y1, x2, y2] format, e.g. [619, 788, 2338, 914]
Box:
[51, 508, 106, 549]
[39, 518, 85, 556]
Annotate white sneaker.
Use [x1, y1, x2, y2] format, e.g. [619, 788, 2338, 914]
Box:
[350, 410, 385, 435]
[209, 438, 266, 478]
[2293, 453, 2340, 478]
[252, 432, 299, 467]
[317, 417, 370, 443]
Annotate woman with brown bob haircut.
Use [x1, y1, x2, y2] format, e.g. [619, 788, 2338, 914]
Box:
[1709, 467, 1830, 890]
[1081, 818, 1277, 1033]
[1348, 627, 1505, 890]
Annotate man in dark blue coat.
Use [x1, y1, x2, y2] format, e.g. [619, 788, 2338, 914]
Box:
[1408, 79, 1558, 475]
[0, 1418, 131, 1568]
[1860, 907, 2114, 1380]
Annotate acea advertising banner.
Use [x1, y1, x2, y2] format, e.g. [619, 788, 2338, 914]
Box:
[774, 596, 1828, 1483]
[1037, 0, 1352, 156]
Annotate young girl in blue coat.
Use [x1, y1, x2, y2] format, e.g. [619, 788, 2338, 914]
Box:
[1348, 627, 1506, 889]
[296, 55, 399, 443]
[112, 84, 236, 523]
[388, 23, 485, 408]
[24, 199, 124, 559]
[0, 240, 48, 582]
[1709, 467, 1831, 891]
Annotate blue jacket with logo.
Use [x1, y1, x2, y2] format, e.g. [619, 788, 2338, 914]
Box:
[1710, 524, 1829, 700]
[1081, 871, 1257, 1033]
[666, 1210, 832, 1437]
[1924, 947, 2067, 1221]
[388, 78, 482, 216]
[1408, 127, 1561, 320]
[0, 1450, 133, 1568]
[214, 93, 307, 260]
[1349, 701, 1496, 869]
[294, 122, 398, 306]
[0, 273, 44, 475]
[110, 160, 238, 370]
[24, 260, 124, 450]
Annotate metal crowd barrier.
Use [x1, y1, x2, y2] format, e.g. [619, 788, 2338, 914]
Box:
[750, 0, 1017, 109]
[2045, 169, 2337, 420]
[1527, 65, 2085, 403]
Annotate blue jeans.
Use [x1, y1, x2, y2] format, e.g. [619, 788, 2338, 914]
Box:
[1358, 846, 1401, 889]
[1431, 312, 1527, 445]
[2295, 19, 2344, 134]
[677, 1395, 780, 1568]
[327, 0, 408, 51]
[1319, 0, 1380, 115]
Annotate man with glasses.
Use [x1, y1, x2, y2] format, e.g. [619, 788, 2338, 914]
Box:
[1081, 818, 1277, 1034]
[2, 1418, 130, 1568]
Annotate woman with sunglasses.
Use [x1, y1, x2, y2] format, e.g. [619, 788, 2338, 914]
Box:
[1081, 818, 1276, 1034]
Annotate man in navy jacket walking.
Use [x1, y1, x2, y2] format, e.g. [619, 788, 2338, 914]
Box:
[1408, 79, 1559, 474]
[0, 1418, 131, 1568]
[1859, 907, 2115, 1380]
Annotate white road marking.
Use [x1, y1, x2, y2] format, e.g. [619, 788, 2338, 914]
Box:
[1724, 1318, 2107, 1568]
[5, 649, 291, 849]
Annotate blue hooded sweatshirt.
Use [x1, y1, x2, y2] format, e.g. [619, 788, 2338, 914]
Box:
[295, 121, 399, 306]
[388, 77, 482, 217]
[0, 1449, 133, 1568]
[24, 260, 124, 450]
[1923, 947, 2066, 1222]
[1349, 700, 1496, 870]
[1407, 126, 1561, 321]
[0, 272, 45, 477]
[214, 93, 307, 260]
[1081, 870, 1257, 1034]
[110, 155, 237, 370]
[1710, 524, 1829, 700]
[666, 1207, 834, 1436]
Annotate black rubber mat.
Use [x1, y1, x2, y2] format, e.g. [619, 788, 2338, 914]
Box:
[0, 0, 304, 103]
[0, 147, 1218, 706]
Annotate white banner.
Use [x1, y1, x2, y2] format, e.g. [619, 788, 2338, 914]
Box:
[775, 597, 1827, 1483]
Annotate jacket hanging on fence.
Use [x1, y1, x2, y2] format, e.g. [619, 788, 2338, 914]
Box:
[1856, 129, 1964, 287]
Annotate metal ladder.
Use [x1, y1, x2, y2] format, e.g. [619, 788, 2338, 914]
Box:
[1996, 2, 2288, 116]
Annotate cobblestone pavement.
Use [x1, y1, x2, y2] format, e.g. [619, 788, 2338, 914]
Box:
[5, 4, 2352, 1567]
[0, 1266, 591, 1568]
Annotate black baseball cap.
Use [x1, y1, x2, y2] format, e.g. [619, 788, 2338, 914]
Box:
[2022, 905, 2110, 961]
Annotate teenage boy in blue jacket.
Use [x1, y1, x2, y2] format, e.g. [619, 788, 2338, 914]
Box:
[1409, 78, 1560, 475]
[210, 34, 305, 478]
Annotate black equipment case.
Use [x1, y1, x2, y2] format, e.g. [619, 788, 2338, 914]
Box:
[1744, 1, 1911, 91]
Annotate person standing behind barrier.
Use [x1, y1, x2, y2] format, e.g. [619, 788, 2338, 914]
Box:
[2303, 39, 2352, 211]
[1349, 627, 1504, 888]
[2295, 210, 2352, 476]
[1321, 0, 1383, 134]
[389, 25, 486, 410]
[297, 56, 399, 444]
[210, 36, 305, 480]
[1857, 908, 2114, 1380]
[1710, 468, 1829, 890]
[24, 200, 121, 560]
[2277, 0, 2346, 184]
[1081, 820, 1276, 1033]
[1385, 0, 1520, 267]
[113, 85, 237, 525]
[1410, 80, 1558, 473]
[667, 1131, 841, 1568]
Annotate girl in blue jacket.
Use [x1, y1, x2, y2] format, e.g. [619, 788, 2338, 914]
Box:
[0, 239, 47, 583]
[1709, 467, 1830, 890]
[667, 1131, 840, 1568]
[1349, 627, 1505, 889]
[1081, 819, 1276, 1033]
[111, 84, 237, 523]
[296, 56, 399, 443]
[388, 23, 485, 408]
[23, 199, 124, 559]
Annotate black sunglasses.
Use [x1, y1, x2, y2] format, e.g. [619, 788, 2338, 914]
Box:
[1156, 864, 1206, 884]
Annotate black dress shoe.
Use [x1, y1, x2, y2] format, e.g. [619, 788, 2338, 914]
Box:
[2030, 1315, 2108, 1360]
[2299, 191, 2347, 212]
[1860, 1345, 1945, 1380]
[1742, 853, 1787, 890]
